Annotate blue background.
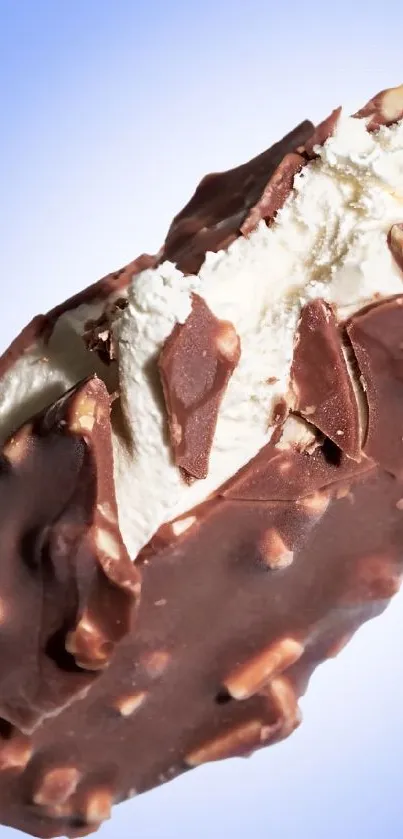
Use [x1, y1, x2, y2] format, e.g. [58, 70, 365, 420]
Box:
[1, 2, 403, 837]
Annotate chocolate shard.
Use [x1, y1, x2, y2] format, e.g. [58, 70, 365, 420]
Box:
[354, 83, 403, 131]
[159, 120, 314, 274]
[0, 377, 140, 734]
[300, 107, 342, 159]
[388, 223, 403, 271]
[159, 294, 240, 479]
[347, 295, 403, 477]
[3, 462, 403, 839]
[240, 152, 306, 236]
[290, 299, 362, 459]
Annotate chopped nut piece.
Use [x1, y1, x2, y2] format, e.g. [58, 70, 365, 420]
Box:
[70, 396, 97, 434]
[269, 676, 302, 737]
[258, 529, 294, 570]
[171, 516, 197, 537]
[94, 528, 121, 562]
[142, 650, 170, 678]
[0, 733, 32, 772]
[33, 767, 81, 806]
[298, 491, 330, 515]
[224, 638, 304, 700]
[185, 720, 263, 766]
[114, 692, 147, 717]
[3, 424, 32, 465]
[66, 615, 112, 671]
[96, 502, 117, 525]
[83, 789, 113, 825]
[216, 322, 241, 363]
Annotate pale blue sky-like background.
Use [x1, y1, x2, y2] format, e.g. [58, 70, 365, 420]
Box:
[1, 2, 403, 837]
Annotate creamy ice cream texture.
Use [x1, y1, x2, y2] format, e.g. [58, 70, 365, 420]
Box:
[2, 112, 403, 558]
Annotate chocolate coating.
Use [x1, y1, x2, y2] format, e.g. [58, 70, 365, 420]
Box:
[1, 93, 403, 838]
[0, 378, 139, 735]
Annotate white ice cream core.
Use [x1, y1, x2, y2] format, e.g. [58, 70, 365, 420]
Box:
[2, 113, 403, 558]
[115, 115, 403, 556]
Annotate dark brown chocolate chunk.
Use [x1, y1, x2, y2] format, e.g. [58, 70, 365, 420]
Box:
[240, 152, 306, 236]
[388, 223, 403, 271]
[354, 83, 403, 131]
[0, 457, 401, 838]
[159, 294, 240, 479]
[291, 299, 362, 459]
[160, 121, 314, 274]
[300, 107, 342, 158]
[83, 298, 127, 365]
[0, 377, 139, 734]
[347, 295, 403, 477]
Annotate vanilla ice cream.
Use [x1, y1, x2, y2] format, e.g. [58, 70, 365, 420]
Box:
[2, 111, 403, 558]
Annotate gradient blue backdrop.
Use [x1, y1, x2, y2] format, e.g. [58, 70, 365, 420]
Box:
[1, 2, 403, 837]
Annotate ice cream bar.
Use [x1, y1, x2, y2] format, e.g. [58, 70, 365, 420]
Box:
[1, 84, 403, 838]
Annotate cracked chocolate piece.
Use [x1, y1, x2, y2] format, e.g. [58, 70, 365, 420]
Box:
[347, 295, 403, 477]
[291, 299, 362, 459]
[354, 83, 403, 130]
[0, 377, 139, 734]
[160, 120, 314, 273]
[159, 294, 240, 479]
[300, 107, 342, 159]
[1, 458, 402, 838]
[240, 152, 306, 236]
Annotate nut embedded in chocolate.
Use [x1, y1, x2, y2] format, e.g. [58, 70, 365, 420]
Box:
[159, 294, 241, 479]
[258, 528, 294, 570]
[0, 376, 140, 733]
[223, 637, 304, 700]
[32, 767, 81, 807]
[184, 720, 266, 767]
[0, 724, 32, 772]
